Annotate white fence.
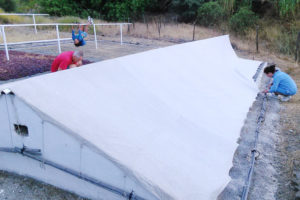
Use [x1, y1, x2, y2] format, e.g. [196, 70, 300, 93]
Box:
[0, 23, 131, 60]
[0, 13, 49, 34]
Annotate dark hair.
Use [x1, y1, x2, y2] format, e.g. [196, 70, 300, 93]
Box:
[264, 64, 276, 74]
[74, 41, 82, 47]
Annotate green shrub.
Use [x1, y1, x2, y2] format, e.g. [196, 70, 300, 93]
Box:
[278, 0, 300, 19]
[0, 0, 16, 12]
[56, 16, 82, 32]
[172, 0, 205, 22]
[0, 8, 24, 23]
[229, 7, 258, 34]
[197, 2, 224, 26]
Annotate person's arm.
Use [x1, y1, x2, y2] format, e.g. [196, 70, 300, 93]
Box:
[269, 77, 281, 93]
[267, 82, 273, 89]
[72, 29, 76, 40]
[263, 82, 273, 93]
[84, 24, 89, 32]
[58, 61, 69, 71]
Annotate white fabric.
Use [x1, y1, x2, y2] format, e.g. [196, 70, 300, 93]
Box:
[0, 35, 261, 200]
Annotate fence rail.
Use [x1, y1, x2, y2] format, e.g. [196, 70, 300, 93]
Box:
[0, 13, 50, 34]
[0, 23, 131, 61]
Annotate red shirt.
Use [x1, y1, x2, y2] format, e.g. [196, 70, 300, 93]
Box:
[51, 51, 75, 72]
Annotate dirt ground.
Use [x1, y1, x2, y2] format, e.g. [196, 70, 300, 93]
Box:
[0, 51, 92, 80]
[236, 50, 300, 199]
[0, 29, 299, 199]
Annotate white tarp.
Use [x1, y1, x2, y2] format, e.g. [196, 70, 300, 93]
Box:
[0, 35, 261, 199]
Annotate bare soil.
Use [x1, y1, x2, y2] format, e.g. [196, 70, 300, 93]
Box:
[0, 51, 91, 80]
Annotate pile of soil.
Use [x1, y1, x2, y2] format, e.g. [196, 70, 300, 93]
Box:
[0, 51, 92, 81]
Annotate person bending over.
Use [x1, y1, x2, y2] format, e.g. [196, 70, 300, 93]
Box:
[263, 64, 297, 101]
[51, 51, 83, 72]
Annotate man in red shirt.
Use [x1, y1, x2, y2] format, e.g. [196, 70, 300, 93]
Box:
[51, 51, 83, 72]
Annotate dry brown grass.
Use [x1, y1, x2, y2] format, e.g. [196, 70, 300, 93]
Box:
[1, 16, 299, 68]
[121, 22, 222, 41]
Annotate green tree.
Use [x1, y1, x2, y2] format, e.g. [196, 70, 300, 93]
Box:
[172, 0, 205, 22]
[197, 2, 225, 26]
[229, 7, 258, 34]
[39, 0, 77, 16]
[278, 0, 300, 19]
[102, 0, 152, 21]
[0, 0, 16, 12]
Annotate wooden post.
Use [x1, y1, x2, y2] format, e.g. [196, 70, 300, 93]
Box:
[193, 20, 197, 41]
[155, 16, 162, 38]
[256, 26, 259, 53]
[295, 32, 300, 62]
[127, 18, 130, 33]
[146, 16, 149, 31]
[158, 16, 161, 38]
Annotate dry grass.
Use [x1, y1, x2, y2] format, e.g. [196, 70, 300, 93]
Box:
[121, 22, 222, 41]
[0, 14, 298, 61]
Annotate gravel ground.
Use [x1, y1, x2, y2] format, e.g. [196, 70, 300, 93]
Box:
[0, 34, 173, 62]
[0, 170, 88, 200]
[219, 71, 281, 200]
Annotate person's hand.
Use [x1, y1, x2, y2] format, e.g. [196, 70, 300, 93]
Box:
[263, 89, 269, 93]
[267, 83, 272, 89]
[76, 60, 83, 67]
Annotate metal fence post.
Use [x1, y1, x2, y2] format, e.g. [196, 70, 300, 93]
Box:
[93, 24, 98, 49]
[1, 26, 9, 61]
[32, 14, 37, 34]
[120, 24, 123, 45]
[56, 24, 61, 54]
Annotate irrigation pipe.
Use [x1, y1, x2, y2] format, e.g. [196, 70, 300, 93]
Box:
[241, 63, 269, 200]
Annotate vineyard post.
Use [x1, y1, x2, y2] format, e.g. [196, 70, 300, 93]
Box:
[192, 20, 197, 41]
[256, 26, 259, 53]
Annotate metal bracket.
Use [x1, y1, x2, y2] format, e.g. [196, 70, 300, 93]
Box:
[1, 89, 14, 95]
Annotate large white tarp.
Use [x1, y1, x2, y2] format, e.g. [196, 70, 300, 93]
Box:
[0, 35, 261, 199]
